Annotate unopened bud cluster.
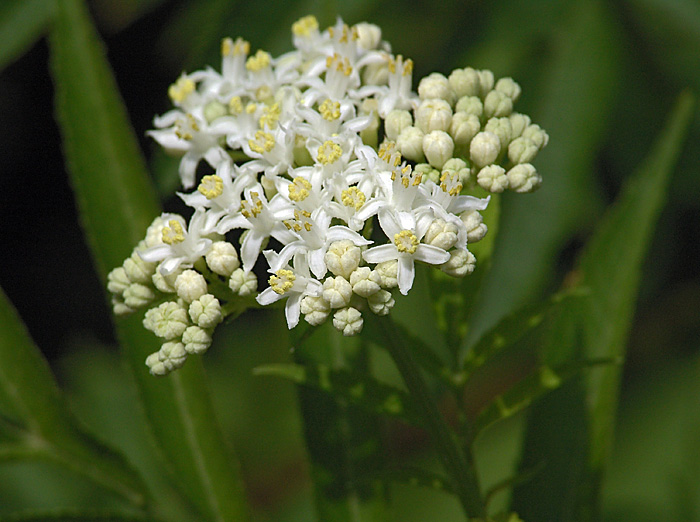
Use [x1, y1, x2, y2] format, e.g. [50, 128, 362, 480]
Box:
[107, 16, 547, 375]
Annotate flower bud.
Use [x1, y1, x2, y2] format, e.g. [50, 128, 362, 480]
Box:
[124, 252, 157, 285]
[385, 110, 413, 141]
[448, 68, 481, 98]
[152, 267, 180, 293]
[397, 126, 426, 162]
[206, 241, 240, 276]
[495, 77, 521, 102]
[375, 260, 398, 288]
[349, 267, 382, 297]
[484, 117, 512, 150]
[333, 307, 363, 336]
[189, 294, 223, 329]
[368, 289, 395, 315]
[442, 158, 471, 185]
[423, 130, 454, 169]
[322, 276, 353, 308]
[418, 72, 453, 103]
[414, 163, 440, 184]
[182, 325, 212, 355]
[325, 240, 362, 279]
[460, 210, 488, 243]
[483, 90, 513, 118]
[107, 266, 130, 295]
[454, 96, 483, 118]
[123, 283, 155, 309]
[300, 295, 331, 326]
[509, 113, 531, 139]
[469, 131, 501, 167]
[363, 61, 389, 86]
[229, 268, 258, 296]
[522, 124, 549, 149]
[450, 112, 481, 151]
[203, 100, 228, 123]
[355, 22, 382, 50]
[111, 297, 133, 316]
[175, 270, 208, 303]
[415, 99, 452, 133]
[143, 301, 189, 340]
[477, 165, 509, 193]
[146, 341, 188, 376]
[508, 137, 539, 164]
[424, 218, 459, 250]
[441, 248, 476, 277]
[477, 69, 495, 96]
[506, 164, 542, 193]
[144, 216, 167, 248]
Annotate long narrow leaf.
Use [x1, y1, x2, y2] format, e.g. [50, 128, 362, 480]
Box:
[0, 285, 146, 507]
[48, 1, 248, 520]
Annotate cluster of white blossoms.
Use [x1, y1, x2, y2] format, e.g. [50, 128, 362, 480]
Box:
[107, 16, 547, 375]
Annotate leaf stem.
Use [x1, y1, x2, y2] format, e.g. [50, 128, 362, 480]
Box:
[371, 315, 486, 519]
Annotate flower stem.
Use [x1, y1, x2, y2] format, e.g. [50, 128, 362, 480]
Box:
[372, 315, 486, 519]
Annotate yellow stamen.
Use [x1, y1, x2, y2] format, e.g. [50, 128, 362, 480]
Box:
[288, 177, 311, 202]
[394, 230, 419, 254]
[259, 103, 280, 128]
[440, 171, 463, 196]
[240, 191, 263, 218]
[222, 37, 249, 57]
[248, 130, 275, 154]
[198, 175, 224, 199]
[292, 15, 318, 37]
[162, 220, 185, 245]
[269, 269, 295, 295]
[246, 50, 271, 72]
[168, 76, 195, 104]
[228, 96, 243, 114]
[341, 187, 366, 210]
[317, 140, 343, 165]
[319, 99, 341, 121]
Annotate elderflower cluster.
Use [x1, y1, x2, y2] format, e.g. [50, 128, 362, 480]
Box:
[107, 16, 547, 375]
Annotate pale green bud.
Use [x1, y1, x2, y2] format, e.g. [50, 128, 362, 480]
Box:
[189, 294, 223, 329]
[152, 267, 180, 293]
[124, 253, 156, 285]
[423, 130, 454, 169]
[470, 131, 501, 167]
[375, 260, 398, 288]
[146, 342, 188, 376]
[360, 98, 381, 147]
[484, 117, 513, 150]
[455, 96, 483, 118]
[495, 77, 521, 102]
[349, 267, 382, 297]
[441, 248, 476, 277]
[508, 136, 539, 164]
[483, 90, 513, 119]
[477, 165, 509, 193]
[509, 113, 531, 139]
[418, 72, 453, 104]
[424, 218, 459, 250]
[442, 158, 471, 184]
[363, 61, 389, 86]
[107, 266, 130, 295]
[333, 307, 363, 336]
[325, 240, 362, 279]
[522, 124, 549, 149]
[123, 283, 155, 309]
[143, 301, 189, 339]
[414, 163, 440, 184]
[111, 296, 133, 316]
[450, 112, 481, 151]
[507, 164, 542, 193]
[448, 68, 481, 98]
[397, 126, 426, 162]
[175, 270, 208, 303]
[229, 268, 257, 296]
[182, 326, 212, 355]
[355, 22, 383, 50]
[144, 216, 167, 248]
[368, 289, 395, 315]
[300, 295, 331, 326]
[322, 276, 353, 308]
[205, 241, 239, 276]
[415, 98, 453, 133]
[384, 109, 413, 142]
[460, 210, 488, 243]
[477, 69, 495, 96]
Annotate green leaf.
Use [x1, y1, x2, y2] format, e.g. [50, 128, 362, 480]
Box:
[512, 91, 695, 521]
[48, 1, 249, 520]
[369, 467, 453, 494]
[0, 508, 156, 522]
[0, 285, 146, 508]
[0, 0, 55, 72]
[255, 363, 421, 425]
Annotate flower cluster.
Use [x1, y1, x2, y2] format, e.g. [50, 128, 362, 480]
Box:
[107, 16, 547, 375]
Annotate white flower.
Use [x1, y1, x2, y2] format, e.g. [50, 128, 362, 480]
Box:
[363, 209, 450, 295]
[256, 253, 323, 329]
[507, 163, 542, 193]
[470, 131, 501, 168]
[384, 109, 413, 141]
[477, 165, 508, 193]
[441, 248, 476, 277]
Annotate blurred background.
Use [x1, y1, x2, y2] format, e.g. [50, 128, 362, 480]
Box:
[0, 0, 699, 520]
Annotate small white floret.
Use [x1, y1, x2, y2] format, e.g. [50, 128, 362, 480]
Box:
[332, 307, 363, 336]
[229, 268, 258, 296]
[385, 110, 413, 141]
[375, 260, 398, 288]
[322, 276, 353, 308]
[368, 289, 395, 315]
[143, 301, 189, 339]
[189, 294, 223, 329]
[123, 283, 155, 309]
[423, 130, 454, 169]
[175, 270, 208, 303]
[397, 126, 426, 162]
[205, 241, 240, 276]
[300, 295, 330, 326]
[182, 326, 212, 355]
[349, 267, 382, 297]
[477, 165, 509, 193]
[325, 240, 362, 280]
[507, 164, 542, 193]
[441, 248, 476, 277]
[470, 131, 501, 168]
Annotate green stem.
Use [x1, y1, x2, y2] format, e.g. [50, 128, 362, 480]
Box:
[372, 315, 486, 519]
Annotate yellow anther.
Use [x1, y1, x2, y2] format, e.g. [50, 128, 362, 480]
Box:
[248, 130, 275, 154]
[269, 269, 296, 295]
[403, 58, 413, 76]
[240, 191, 263, 218]
[326, 54, 352, 76]
[174, 114, 199, 141]
[228, 96, 243, 114]
[319, 99, 341, 121]
[222, 37, 249, 57]
[168, 76, 195, 104]
[162, 220, 185, 245]
[255, 85, 272, 102]
[317, 140, 343, 165]
[246, 102, 258, 114]
[259, 103, 280, 128]
[341, 187, 366, 210]
[440, 171, 463, 196]
[394, 230, 419, 254]
[292, 15, 318, 37]
[288, 177, 311, 202]
[246, 49, 271, 72]
[198, 175, 224, 200]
